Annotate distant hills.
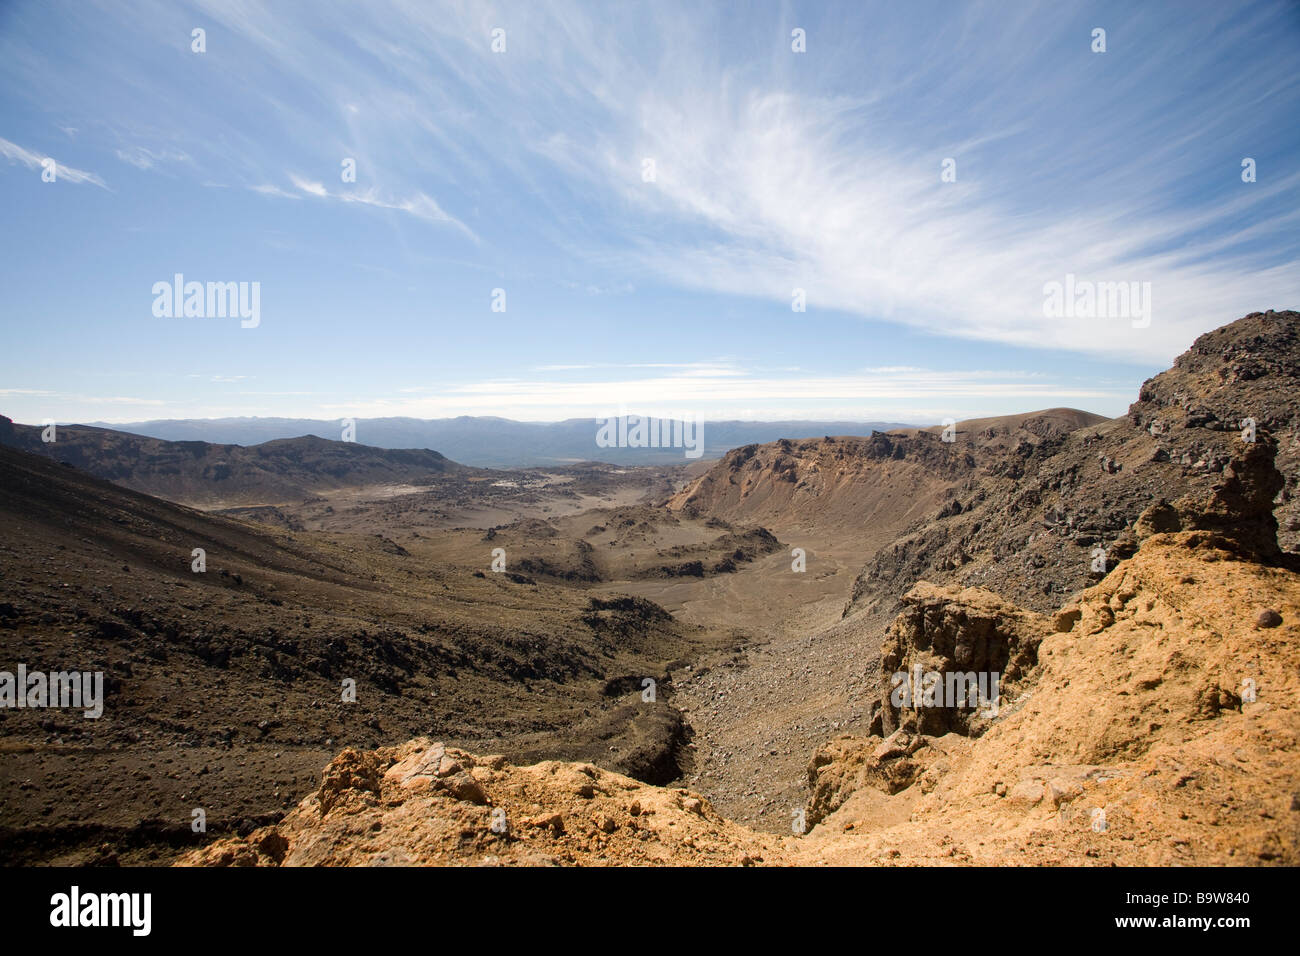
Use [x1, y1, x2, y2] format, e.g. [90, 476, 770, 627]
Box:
[81, 416, 917, 467]
[0, 418, 465, 506]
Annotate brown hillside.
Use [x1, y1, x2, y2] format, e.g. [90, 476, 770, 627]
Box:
[667, 433, 973, 547]
[0, 417, 466, 507]
[0, 443, 723, 864]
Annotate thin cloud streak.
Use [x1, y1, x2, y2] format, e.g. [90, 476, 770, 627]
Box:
[285, 172, 477, 238]
[0, 136, 108, 188]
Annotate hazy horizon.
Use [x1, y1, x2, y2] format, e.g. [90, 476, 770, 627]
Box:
[55, 413, 928, 428]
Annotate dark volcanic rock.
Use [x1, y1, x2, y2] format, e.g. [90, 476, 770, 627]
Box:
[847, 311, 1300, 615]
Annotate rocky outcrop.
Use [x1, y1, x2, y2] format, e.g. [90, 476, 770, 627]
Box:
[802, 521, 1300, 863]
[803, 582, 1048, 825]
[806, 730, 970, 825]
[1132, 309, 1300, 550]
[1134, 433, 1285, 558]
[800, 431, 1300, 865]
[873, 583, 1048, 738]
[178, 739, 787, 867]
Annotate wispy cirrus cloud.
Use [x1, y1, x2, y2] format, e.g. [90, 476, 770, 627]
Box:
[249, 183, 301, 199]
[198, 0, 1292, 365]
[288, 174, 328, 198]
[115, 145, 190, 170]
[13, 2, 1295, 365]
[532, 361, 744, 373]
[0, 136, 107, 188]
[283, 172, 476, 237]
[513, 4, 1300, 364]
[606, 91, 1300, 362]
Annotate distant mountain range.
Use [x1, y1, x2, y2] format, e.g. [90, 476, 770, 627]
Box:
[0, 417, 465, 506]
[83, 416, 918, 467]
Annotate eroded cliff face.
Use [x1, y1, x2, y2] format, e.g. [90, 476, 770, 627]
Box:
[802, 438, 1299, 864]
[801, 524, 1297, 865]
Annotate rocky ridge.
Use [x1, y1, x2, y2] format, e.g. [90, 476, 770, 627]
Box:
[847, 310, 1300, 615]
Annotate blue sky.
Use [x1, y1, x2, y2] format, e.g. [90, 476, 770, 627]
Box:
[2, 0, 1298, 427]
